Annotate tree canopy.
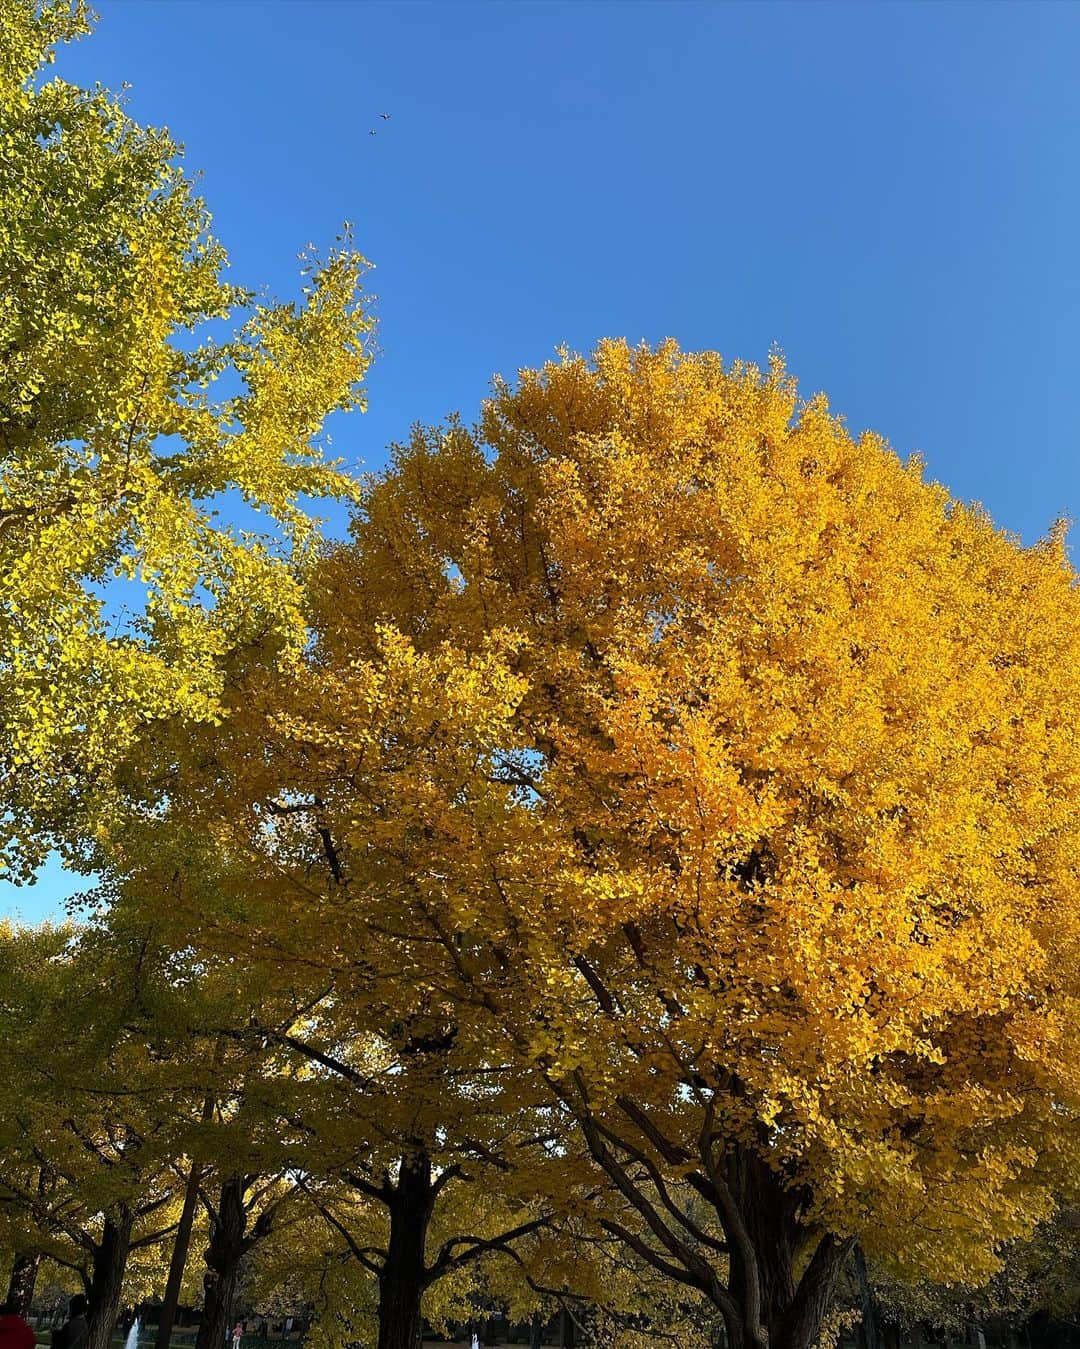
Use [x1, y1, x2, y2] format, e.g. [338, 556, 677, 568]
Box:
[111, 339, 1080, 1349]
[0, 0, 371, 878]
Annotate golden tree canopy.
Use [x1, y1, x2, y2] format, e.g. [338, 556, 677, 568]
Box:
[313, 340, 1080, 1282]
[117, 341, 1080, 1349]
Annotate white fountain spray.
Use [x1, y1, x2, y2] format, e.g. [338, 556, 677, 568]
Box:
[123, 1317, 140, 1349]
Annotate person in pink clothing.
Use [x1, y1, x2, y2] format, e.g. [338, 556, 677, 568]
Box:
[0, 1297, 36, 1349]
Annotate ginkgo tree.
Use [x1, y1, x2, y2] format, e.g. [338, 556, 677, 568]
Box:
[0, 918, 208, 1349]
[137, 340, 1080, 1349]
[0, 0, 371, 880]
[147, 916, 571, 1349]
[0, 915, 329, 1349]
[263, 1007, 560, 1349]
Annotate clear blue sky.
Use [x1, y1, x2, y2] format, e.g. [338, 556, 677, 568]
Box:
[6, 0, 1080, 923]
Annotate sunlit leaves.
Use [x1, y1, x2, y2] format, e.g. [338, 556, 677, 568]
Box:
[0, 0, 373, 878]
[300, 339, 1080, 1287]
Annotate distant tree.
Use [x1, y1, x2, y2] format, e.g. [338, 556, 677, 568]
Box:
[872, 1212, 1080, 1344]
[203, 987, 560, 1349]
[0, 921, 197, 1349]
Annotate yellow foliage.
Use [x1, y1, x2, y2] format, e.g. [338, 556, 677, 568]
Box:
[304, 341, 1080, 1291]
[109, 332, 1080, 1341]
[0, 0, 372, 878]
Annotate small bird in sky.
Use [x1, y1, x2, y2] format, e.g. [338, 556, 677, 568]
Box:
[369, 129, 377, 136]
[379, 112, 391, 120]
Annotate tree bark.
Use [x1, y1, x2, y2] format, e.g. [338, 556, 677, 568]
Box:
[195, 1178, 248, 1349]
[716, 1146, 852, 1349]
[854, 1246, 880, 1349]
[775, 1236, 849, 1349]
[376, 1152, 435, 1349]
[155, 1160, 203, 1349]
[557, 1308, 575, 1349]
[529, 1313, 543, 1349]
[87, 1208, 135, 1349]
[5, 1253, 42, 1315]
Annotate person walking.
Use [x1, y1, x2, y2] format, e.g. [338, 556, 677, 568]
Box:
[231, 1322, 244, 1349]
[0, 1297, 35, 1349]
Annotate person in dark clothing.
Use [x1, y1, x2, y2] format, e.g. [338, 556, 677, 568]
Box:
[53, 1295, 89, 1349]
[0, 1297, 35, 1349]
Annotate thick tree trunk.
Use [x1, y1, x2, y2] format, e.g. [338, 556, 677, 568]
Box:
[155, 1160, 203, 1349]
[558, 1308, 575, 1349]
[195, 1178, 248, 1349]
[376, 1152, 435, 1349]
[775, 1237, 849, 1349]
[529, 1313, 543, 1349]
[87, 1208, 135, 1349]
[578, 1103, 852, 1349]
[5, 1253, 42, 1315]
[722, 1148, 851, 1349]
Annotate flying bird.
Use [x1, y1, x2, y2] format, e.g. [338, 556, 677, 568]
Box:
[369, 129, 377, 136]
[380, 112, 391, 120]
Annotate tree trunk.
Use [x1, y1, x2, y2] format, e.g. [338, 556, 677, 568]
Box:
[558, 1308, 575, 1349]
[854, 1246, 880, 1349]
[87, 1208, 135, 1349]
[529, 1314, 543, 1349]
[195, 1178, 248, 1349]
[723, 1148, 851, 1349]
[376, 1152, 435, 1349]
[578, 1113, 853, 1349]
[776, 1237, 849, 1349]
[5, 1253, 42, 1315]
[155, 1159, 203, 1349]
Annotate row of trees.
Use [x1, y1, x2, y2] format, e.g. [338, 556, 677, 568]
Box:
[4, 3, 1080, 1349]
[4, 919, 1080, 1349]
[0, 919, 654, 1349]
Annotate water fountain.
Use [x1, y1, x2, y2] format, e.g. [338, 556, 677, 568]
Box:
[123, 1317, 141, 1349]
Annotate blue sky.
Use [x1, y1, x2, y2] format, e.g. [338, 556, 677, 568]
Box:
[5, 0, 1080, 923]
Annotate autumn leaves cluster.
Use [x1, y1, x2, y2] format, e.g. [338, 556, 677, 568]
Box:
[4, 5, 1080, 1349]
